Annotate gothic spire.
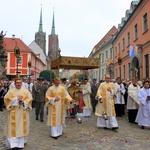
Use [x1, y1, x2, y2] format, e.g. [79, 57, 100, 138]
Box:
[51, 8, 55, 35]
[38, 4, 43, 32]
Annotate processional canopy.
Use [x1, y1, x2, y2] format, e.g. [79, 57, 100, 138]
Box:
[51, 56, 99, 70]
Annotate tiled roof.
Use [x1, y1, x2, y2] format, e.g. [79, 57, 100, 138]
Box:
[93, 26, 118, 51]
[29, 41, 47, 64]
[3, 37, 32, 53]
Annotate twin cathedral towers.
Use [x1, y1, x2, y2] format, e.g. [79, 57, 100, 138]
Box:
[35, 6, 59, 61]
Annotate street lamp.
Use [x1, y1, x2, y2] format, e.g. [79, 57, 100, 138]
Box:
[0, 31, 7, 78]
[50, 55, 53, 85]
[14, 43, 20, 77]
[99, 53, 101, 82]
[28, 60, 32, 78]
[57, 49, 61, 77]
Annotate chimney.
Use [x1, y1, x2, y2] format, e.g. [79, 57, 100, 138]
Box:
[12, 34, 15, 40]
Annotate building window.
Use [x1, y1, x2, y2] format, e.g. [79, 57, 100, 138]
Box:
[102, 69, 104, 80]
[110, 48, 112, 59]
[122, 38, 125, 50]
[123, 65, 125, 79]
[116, 69, 117, 78]
[115, 47, 117, 57]
[96, 70, 98, 79]
[102, 53, 104, 63]
[143, 13, 148, 33]
[16, 57, 22, 64]
[134, 24, 138, 40]
[118, 43, 120, 54]
[128, 63, 130, 79]
[106, 51, 108, 59]
[93, 72, 95, 79]
[127, 32, 130, 46]
[145, 54, 149, 77]
[99, 53, 101, 64]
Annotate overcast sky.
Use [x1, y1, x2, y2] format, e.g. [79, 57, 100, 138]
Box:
[0, 0, 133, 57]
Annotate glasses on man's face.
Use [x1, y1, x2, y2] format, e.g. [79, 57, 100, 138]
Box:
[16, 82, 22, 84]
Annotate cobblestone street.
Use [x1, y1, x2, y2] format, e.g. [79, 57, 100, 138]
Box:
[0, 108, 150, 150]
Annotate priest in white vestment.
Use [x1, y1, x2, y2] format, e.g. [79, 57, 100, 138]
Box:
[80, 78, 92, 117]
[114, 77, 126, 116]
[45, 77, 74, 139]
[135, 81, 150, 129]
[61, 78, 70, 118]
[127, 77, 140, 123]
[95, 74, 119, 130]
[4, 78, 32, 149]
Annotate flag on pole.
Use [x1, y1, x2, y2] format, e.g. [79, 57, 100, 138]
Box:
[108, 58, 112, 64]
[129, 45, 135, 58]
[105, 58, 112, 67]
[134, 45, 138, 55]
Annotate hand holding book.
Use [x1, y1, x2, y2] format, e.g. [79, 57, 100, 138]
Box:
[146, 96, 150, 101]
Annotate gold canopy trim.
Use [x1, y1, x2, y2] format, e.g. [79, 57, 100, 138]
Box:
[51, 56, 99, 70]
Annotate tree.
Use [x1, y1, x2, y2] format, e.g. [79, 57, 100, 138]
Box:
[78, 74, 88, 81]
[39, 70, 56, 81]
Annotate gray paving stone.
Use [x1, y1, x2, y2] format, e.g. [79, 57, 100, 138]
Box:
[0, 108, 150, 150]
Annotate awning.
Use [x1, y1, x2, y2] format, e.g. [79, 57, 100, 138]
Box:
[51, 56, 99, 70]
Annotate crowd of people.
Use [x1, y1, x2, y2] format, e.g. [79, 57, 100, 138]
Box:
[0, 74, 150, 149]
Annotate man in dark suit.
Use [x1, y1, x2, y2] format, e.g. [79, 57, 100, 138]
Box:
[90, 79, 98, 113]
[32, 77, 48, 122]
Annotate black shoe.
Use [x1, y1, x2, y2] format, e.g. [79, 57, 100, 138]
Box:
[11, 148, 18, 150]
[104, 127, 108, 129]
[112, 127, 119, 130]
[129, 121, 134, 124]
[51, 136, 58, 139]
[40, 119, 44, 122]
[141, 126, 144, 129]
[36, 117, 39, 120]
[116, 115, 122, 117]
[0, 109, 3, 111]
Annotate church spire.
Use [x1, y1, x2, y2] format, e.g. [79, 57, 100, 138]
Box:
[38, 4, 43, 32]
[51, 8, 55, 35]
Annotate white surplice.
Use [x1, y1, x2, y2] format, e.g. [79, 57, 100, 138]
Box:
[135, 87, 150, 127]
[80, 83, 92, 117]
[114, 83, 125, 104]
[127, 84, 140, 109]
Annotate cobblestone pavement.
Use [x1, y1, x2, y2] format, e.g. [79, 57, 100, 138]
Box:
[0, 108, 150, 150]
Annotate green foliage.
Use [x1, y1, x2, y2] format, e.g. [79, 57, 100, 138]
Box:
[39, 70, 56, 81]
[77, 74, 88, 82]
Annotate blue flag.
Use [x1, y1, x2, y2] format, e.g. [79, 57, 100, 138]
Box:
[129, 45, 135, 58]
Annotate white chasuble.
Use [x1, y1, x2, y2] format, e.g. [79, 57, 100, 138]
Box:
[4, 88, 32, 138]
[46, 85, 72, 127]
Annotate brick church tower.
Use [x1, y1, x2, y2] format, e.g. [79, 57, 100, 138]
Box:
[35, 5, 46, 55]
[48, 10, 59, 58]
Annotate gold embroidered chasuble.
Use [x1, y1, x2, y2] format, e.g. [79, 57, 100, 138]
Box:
[95, 82, 117, 117]
[4, 88, 32, 138]
[68, 84, 82, 106]
[45, 85, 72, 126]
